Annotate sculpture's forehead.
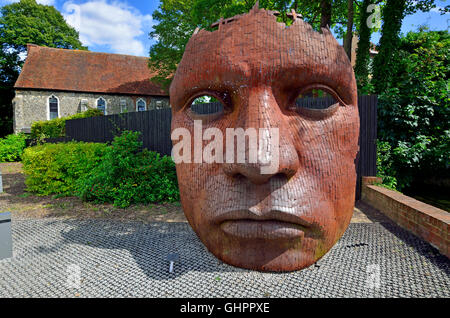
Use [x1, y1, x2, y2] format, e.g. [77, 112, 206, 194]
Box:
[172, 9, 356, 105]
[186, 13, 342, 69]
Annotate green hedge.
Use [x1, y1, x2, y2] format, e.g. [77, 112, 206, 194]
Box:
[22, 141, 108, 196]
[31, 108, 103, 139]
[0, 133, 27, 162]
[22, 131, 180, 207]
[77, 131, 179, 207]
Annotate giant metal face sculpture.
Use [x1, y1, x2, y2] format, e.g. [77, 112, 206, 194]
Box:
[170, 5, 359, 271]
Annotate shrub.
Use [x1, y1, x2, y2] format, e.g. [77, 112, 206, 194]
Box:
[31, 108, 103, 139]
[22, 141, 108, 196]
[0, 133, 27, 162]
[77, 131, 179, 207]
[376, 140, 398, 190]
[377, 29, 449, 190]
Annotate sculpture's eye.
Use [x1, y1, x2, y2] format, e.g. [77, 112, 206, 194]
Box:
[291, 85, 343, 119]
[187, 94, 225, 121]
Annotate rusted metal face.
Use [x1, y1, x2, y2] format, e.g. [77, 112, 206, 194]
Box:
[170, 5, 359, 271]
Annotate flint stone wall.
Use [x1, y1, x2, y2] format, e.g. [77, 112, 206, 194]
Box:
[13, 89, 170, 133]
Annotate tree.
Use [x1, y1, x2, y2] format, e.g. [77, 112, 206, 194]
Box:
[320, 0, 332, 28]
[343, 0, 354, 59]
[0, 0, 86, 53]
[371, 0, 436, 94]
[0, 0, 86, 136]
[354, 0, 374, 93]
[377, 29, 449, 189]
[372, 0, 408, 94]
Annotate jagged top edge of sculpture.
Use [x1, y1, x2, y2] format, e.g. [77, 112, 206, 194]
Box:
[192, 1, 334, 40]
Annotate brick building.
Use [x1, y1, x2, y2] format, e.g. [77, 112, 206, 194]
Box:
[13, 45, 170, 133]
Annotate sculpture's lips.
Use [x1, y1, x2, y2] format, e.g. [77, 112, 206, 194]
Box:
[220, 219, 306, 239]
[217, 210, 312, 239]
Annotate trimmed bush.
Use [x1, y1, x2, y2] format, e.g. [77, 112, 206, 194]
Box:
[22, 131, 179, 207]
[31, 108, 103, 139]
[22, 141, 108, 196]
[0, 133, 27, 162]
[77, 131, 179, 207]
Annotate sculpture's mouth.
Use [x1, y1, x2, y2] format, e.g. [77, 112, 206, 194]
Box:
[220, 219, 307, 239]
[216, 210, 312, 240]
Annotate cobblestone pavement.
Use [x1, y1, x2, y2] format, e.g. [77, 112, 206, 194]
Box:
[0, 216, 449, 298]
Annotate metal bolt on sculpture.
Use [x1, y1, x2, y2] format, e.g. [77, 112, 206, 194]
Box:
[170, 3, 359, 271]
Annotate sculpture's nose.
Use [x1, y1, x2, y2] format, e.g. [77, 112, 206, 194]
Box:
[222, 87, 299, 185]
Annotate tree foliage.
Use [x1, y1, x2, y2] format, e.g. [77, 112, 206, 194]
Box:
[354, 0, 373, 93]
[0, 0, 86, 136]
[354, 0, 436, 93]
[343, 0, 354, 59]
[377, 29, 449, 189]
[372, 0, 408, 94]
[0, 0, 86, 53]
[148, 0, 196, 90]
[370, 0, 437, 94]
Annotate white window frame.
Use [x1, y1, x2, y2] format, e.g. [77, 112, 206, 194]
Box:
[136, 98, 147, 111]
[47, 95, 60, 120]
[120, 99, 127, 113]
[80, 99, 89, 112]
[96, 97, 107, 115]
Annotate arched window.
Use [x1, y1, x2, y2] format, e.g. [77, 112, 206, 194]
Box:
[48, 95, 59, 120]
[96, 97, 107, 115]
[137, 98, 146, 111]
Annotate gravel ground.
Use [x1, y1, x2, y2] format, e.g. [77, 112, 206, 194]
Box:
[0, 216, 448, 298]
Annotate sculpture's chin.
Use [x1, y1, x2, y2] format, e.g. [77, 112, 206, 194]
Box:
[187, 219, 340, 272]
[200, 231, 332, 272]
[218, 251, 321, 272]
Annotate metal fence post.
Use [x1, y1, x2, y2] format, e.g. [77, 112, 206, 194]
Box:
[0, 212, 12, 260]
[0, 168, 3, 193]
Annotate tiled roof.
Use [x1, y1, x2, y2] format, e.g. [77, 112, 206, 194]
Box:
[14, 45, 167, 96]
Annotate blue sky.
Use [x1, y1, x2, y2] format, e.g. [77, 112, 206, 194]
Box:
[1, 0, 449, 56]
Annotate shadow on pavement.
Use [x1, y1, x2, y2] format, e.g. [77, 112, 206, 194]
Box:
[56, 219, 239, 280]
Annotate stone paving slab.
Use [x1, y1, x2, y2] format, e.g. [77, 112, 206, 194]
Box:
[0, 218, 448, 298]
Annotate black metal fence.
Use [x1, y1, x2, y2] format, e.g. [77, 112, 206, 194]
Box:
[56, 95, 377, 200]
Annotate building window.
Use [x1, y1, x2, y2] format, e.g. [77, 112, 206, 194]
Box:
[156, 100, 163, 109]
[48, 95, 59, 120]
[137, 98, 146, 111]
[120, 99, 127, 113]
[97, 97, 107, 115]
[80, 99, 88, 112]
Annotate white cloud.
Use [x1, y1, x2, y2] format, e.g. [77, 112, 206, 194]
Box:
[37, 0, 56, 5]
[63, 0, 153, 56]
